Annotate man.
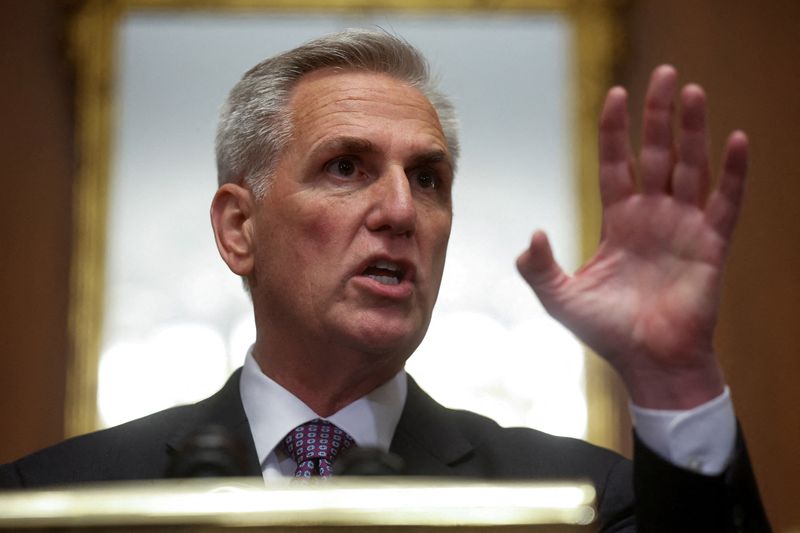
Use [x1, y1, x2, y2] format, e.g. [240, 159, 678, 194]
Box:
[0, 30, 769, 531]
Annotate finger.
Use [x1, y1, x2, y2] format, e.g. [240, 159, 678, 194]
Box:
[705, 131, 749, 239]
[599, 87, 636, 207]
[672, 84, 711, 205]
[640, 65, 679, 194]
[516, 231, 569, 308]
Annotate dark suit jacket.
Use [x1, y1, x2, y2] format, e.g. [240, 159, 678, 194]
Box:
[0, 369, 769, 532]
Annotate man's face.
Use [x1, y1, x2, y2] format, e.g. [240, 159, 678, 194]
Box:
[248, 69, 453, 365]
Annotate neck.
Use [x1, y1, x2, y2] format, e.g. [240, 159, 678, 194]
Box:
[250, 338, 405, 417]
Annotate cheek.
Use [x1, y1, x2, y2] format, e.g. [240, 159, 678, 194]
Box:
[289, 199, 358, 265]
[300, 208, 350, 254]
[304, 214, 339, 246]
[418, 212, 452, 290]
[429, 212, 453, 258]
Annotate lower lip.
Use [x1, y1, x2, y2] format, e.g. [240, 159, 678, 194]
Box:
[352, 275, 414, 299]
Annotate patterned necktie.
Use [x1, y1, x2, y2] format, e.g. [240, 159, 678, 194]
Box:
[281, 419, 355, 478]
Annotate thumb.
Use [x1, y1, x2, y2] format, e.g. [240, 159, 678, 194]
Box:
[516, 230, 569, 299]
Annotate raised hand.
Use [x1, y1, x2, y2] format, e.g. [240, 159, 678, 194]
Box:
[516, 65, 748, 409]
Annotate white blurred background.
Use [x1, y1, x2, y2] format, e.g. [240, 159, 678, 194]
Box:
[98, 11, 586, 439]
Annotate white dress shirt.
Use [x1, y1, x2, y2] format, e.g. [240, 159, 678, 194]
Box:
[631, 387, 736, 475]
[240, 349, 736, 481]
[240, 352, 406, 481]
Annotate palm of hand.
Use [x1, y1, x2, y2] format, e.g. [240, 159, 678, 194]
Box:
[562, 194, 723, 372]
[517, 66, 748, 407]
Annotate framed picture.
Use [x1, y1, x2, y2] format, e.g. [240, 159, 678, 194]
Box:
[67, 0, 625, 451]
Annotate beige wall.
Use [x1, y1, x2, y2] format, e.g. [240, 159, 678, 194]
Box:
[1, 0, 798, 529]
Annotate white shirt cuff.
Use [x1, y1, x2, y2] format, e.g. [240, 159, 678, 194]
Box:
[629, 387, 736, 475]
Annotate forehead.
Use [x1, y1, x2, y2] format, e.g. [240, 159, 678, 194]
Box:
[285, 69, 448, 156]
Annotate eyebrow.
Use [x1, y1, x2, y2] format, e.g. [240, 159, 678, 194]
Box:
[407, 150, 452, 172]
[312, 136, 451, 165]
[311, 136, 377, 159]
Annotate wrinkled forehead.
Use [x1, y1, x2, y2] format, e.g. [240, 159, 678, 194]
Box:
[285, 68, 450, 159]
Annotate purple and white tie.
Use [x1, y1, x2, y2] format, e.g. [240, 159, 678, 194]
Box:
[282, 419, 355, 478]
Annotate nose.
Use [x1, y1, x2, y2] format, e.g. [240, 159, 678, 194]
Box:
[365, 167, 416, 237]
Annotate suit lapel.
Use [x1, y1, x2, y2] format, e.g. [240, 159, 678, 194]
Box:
[165, 370, 475, 478]
[390, 375, 474, 476]
[165, 368, 262, 476]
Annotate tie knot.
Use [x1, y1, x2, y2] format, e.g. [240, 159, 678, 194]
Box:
[282, 419, 355, 478]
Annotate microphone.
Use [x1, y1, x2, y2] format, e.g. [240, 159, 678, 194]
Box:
[166, 425, 249, 478]
[333, 447, 405, 476]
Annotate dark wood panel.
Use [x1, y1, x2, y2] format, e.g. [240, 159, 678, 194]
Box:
[0, 0, 74, 462]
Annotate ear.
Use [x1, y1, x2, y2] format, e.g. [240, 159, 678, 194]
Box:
[210, 183, 256, 277]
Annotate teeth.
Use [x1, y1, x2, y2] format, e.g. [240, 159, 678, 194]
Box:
[368, 275, 400, 286]
[372, 260, 399, 271]
[363, 259, 404, 286]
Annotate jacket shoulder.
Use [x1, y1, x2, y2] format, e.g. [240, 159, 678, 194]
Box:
[448, 406, 630, 482]
[1, 403, 198, 488]
[1, 369, 249, 489]
[406, 400, 634, 531]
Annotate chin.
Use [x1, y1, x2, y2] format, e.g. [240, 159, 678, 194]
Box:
[341, 320, 428, 360]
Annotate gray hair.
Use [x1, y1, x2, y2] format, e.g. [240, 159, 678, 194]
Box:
[215, 29, 460, 197]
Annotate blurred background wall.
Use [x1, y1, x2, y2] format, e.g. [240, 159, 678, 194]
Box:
[0, 0, 74, 467]
[0, 0, 797, 529]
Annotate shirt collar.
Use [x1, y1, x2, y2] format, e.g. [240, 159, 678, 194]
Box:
[240, 349, 407, 467]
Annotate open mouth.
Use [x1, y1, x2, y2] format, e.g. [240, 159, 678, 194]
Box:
[362, 259, 405, 286]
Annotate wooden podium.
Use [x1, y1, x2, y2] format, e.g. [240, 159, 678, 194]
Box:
[0, 478, 597, 531]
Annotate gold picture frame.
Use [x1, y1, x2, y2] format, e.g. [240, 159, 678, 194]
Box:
[65, 0, 628, 452]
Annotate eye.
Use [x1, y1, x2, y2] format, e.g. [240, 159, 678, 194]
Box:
[325, 156, 359, 178]
[414, 168, 438, 189]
